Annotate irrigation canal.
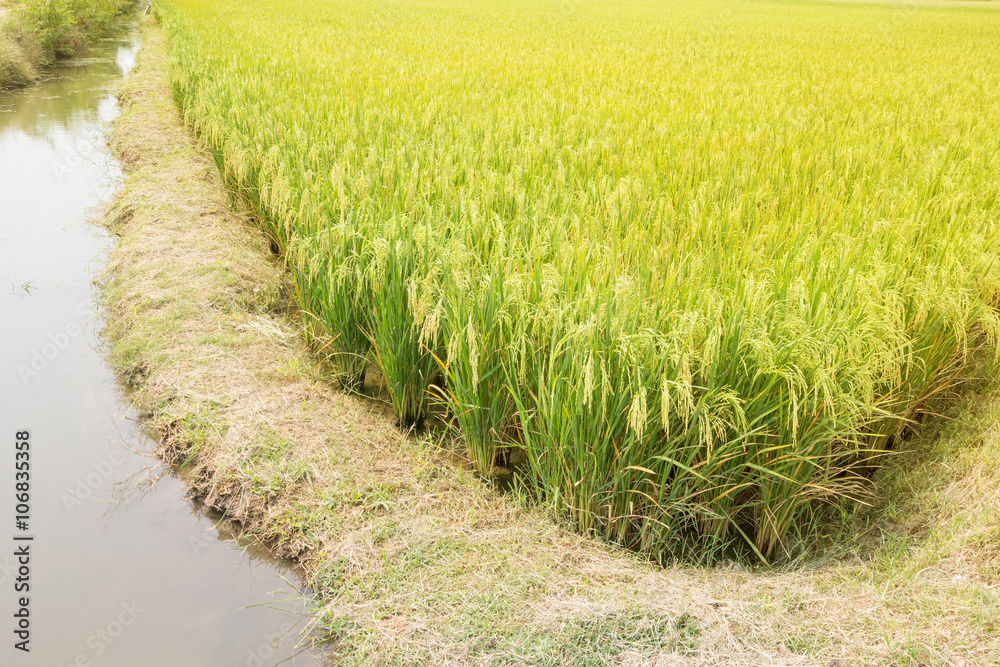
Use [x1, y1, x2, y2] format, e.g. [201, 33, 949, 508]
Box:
[0, 20, 326, 667]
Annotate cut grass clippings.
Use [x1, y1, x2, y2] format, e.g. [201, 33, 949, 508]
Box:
[100, 13, 1000, 666]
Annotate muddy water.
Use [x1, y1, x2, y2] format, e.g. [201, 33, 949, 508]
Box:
[0, 29, 326, 667]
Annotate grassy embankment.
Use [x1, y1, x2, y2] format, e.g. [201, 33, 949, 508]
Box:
[102, 9, 1000, 665]
[0, 0, 134, 90]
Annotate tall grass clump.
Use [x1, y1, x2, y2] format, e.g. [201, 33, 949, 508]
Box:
[157, 0, 1000, 562]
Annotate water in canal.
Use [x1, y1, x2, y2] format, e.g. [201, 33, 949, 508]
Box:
[0, 24, 326, 667]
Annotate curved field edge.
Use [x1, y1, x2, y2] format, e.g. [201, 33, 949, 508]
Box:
[0, 0, 135, 90]
[156, 0, 1000, 563]
[98, 14, 1000, 666]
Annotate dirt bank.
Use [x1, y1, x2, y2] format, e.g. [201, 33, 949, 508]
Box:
[101, 12, 1000, 666]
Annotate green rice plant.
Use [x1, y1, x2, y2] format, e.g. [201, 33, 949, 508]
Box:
[435, 254, 523, 475]
[154, 0, 1000, 561]
[290, 225, 372, 392]
[367, 216, 442, 427]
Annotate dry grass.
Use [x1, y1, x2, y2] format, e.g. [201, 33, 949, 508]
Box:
[0, 13, 37, 89]
[100, 13, 1000, 667]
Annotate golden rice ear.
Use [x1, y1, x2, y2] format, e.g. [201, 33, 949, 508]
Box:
[161, 0, 1000, 562]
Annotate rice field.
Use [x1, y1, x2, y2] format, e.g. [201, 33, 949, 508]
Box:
[156, 0, 1000, 562]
